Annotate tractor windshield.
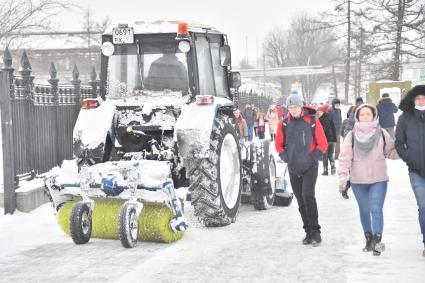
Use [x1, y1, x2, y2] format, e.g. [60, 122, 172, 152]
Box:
[106, 41, 189, 98]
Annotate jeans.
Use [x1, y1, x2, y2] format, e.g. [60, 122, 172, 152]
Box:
[247, 125, 254, 141]
[289, 167, 320, 233]
[322, 142, 335, 168]
[351, 181, 387, 234]
[409, 172, 425, 244]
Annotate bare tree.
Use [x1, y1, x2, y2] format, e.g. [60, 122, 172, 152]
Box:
[0, 0, 70, 45]
[262, 27, 292, 96]
[359, 0, 425, 81]
[319, 0, 368, 102]
[287, 13, 341, 102]
[80, 6, 111, 65]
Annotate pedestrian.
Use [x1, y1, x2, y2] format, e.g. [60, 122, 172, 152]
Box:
[342, 100, 364, 139]
[266, 105, 279, 141]
[395, 85, 425, 257]
[327, 98, 342, 159]
[257, 112, 266, 139]
[337, 104, 399, 256]
[233, 108, 248, 144]
[253, 105, 259, 136]
[376, 93, 398, 139]
[276, 105, 284, 121]
[242, 103, 257, 142]
[317, 106, 337, 175]
[275, 92, 328, 246]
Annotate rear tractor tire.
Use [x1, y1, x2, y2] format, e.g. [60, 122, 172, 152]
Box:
[189, 114, 242, 227]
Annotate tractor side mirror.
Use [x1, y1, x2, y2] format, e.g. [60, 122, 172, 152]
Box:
[220, 45, 231, 66]
[229, 72, 241, 88]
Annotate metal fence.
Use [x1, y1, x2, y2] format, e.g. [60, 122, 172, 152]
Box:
[236, 90, 274, 114]
[1, 47, 97, 213]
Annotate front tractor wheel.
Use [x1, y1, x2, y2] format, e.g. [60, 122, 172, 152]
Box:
[70, 203, 92, 245]
[189, 114, 242, 227]
[119, 203, 139, 248]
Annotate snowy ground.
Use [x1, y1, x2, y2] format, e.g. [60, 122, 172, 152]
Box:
[0, 159, 424, 283]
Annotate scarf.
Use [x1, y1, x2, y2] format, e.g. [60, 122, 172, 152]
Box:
[353, 120, 381, 155]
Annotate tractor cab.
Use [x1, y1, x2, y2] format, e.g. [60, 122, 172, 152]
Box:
[99, 21, 241, 101]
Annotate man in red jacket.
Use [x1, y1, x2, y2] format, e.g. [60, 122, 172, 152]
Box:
[275, 93, 328, 246]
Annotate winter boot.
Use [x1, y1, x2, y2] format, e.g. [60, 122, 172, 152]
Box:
[302, 232, 312, 245]
[362, 232, 373, 252]
[372, 233, 385, 256]
[330, 161, 336, 175]
[310, 230, 322, 247]
[322, 167, 328, 176]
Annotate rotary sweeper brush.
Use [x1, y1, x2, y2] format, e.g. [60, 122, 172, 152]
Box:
[45, 160, 187, 248]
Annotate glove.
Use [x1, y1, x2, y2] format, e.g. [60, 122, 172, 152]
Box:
[338, 175, 348, 192]
[279, 152, 287, 162]
[311, 149, 323, 162]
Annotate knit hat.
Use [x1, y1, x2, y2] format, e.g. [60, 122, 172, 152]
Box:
[355, 97, 364, 105]
[286, 93, 303, 108]
[331, 98, 340, 107]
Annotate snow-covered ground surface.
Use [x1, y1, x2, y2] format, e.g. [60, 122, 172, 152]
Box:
[0, 159, 424, 283]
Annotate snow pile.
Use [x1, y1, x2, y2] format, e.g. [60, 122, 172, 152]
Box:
[110, 90, 188, 108]
[15, 179, 45, 193]
[117, 107, 177, 130]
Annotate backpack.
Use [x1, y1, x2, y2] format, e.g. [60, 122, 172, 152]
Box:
[342, 116, 355, 138]
[281, 115, 317, 147]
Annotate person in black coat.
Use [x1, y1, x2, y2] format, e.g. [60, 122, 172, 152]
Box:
[327, 98, 342, 159]
[395, 85, 425, 257]
[317, 106, 337, 175]
[377, 93, 398, 139]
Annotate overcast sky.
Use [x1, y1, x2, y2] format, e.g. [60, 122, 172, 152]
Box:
[58, 0, 334, 65]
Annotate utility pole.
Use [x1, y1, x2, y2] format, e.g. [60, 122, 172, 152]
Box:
[263, 53, 266, 98]
[344, 0, 352, 104]
[307, 56, 311, 102]
[245, 36, 249, 66]
[332, 64, 338, 98]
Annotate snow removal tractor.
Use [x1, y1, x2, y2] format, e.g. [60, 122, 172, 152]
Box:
[44, 21, 292, 248]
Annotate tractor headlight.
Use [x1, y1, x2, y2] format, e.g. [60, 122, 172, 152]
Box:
[178, 40, 191, 53]
[101, 42, 115, 57]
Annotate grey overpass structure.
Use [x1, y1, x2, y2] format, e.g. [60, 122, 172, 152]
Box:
[235, 64, 345, 78]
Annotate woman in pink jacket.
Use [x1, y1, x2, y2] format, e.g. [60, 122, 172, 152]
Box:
[337, 104, 399, 256]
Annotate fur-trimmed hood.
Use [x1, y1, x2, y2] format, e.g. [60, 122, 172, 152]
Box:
[354, 103, 378, 122]
[399, 85, 425, 112]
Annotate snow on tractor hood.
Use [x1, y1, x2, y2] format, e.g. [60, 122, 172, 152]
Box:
[111, 91, 190, 131]
[175, 97, 234, 160]
[73, 99, 116, 150]
[108, 90, 189, 110]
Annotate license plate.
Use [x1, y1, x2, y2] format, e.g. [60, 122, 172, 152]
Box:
[112, 27, 134, 44]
